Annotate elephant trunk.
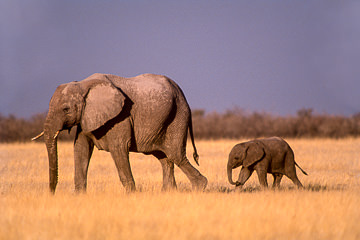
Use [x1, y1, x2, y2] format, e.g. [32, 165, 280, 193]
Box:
[44, 119, 62, 194]
[227, 163, 237, 185]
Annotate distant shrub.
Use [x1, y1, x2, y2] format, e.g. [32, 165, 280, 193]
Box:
[0, 108, 359, 142]
[192, 108, 360, 139]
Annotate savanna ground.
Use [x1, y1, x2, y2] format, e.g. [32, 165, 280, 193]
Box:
[0, 138, 359, 240]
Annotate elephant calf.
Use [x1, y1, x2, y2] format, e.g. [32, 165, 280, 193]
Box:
[227, 137, 307, 189]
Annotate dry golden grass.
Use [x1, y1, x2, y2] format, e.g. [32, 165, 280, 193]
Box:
[1, 138, 359, 240]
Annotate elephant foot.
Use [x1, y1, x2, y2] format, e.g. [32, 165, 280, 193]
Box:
[74, 187, 87, 194]
[191, 175, 208, 191]
[234, 186, 243, 193]
[74, 183, 87, 193]
[178, 161, 207, 191]
[234, 183, 243, 191]
[124, 181, 136, 193]
[161, 186, 177, 192]
[161, 182, 177, 192]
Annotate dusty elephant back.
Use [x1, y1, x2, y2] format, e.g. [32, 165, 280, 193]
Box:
[106, 73, 192, 152]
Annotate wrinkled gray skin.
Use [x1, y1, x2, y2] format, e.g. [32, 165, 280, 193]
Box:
[41, 73, 207, 193]
[227, 137, 307, 189]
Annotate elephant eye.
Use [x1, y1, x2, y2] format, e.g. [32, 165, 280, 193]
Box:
[234, 156, 239, 160]
[63, 107, 70, 114]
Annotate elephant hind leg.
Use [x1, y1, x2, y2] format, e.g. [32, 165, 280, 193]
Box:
[285, 169, 304, 188]
[152, 151, 177, 191]
[287, 173, 304, 188]
[174, 155, 207, 191]
[179, 161, 207, 191]
[284, 150, 304, 188]
[161, 114, 207, 191]
[285, 165, 304, 189]
[272, 173, 283, 188]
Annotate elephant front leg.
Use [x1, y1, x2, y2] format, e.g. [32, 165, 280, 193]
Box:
[235, 167, 254, 190]
[255, 168, 268, 188]
[110, 147, 136, 192]
[160, 158, 177, 191]
[272, 173, 283, 188]
[74, 132, 94, 192]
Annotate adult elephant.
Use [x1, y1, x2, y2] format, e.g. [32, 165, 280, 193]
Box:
[33, 73, 207, 193]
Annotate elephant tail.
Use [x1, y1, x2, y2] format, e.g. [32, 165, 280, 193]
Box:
[295, 162, 308, 176]
[188, 113, 199, 166]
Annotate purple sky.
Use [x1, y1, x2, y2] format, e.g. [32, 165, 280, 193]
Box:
[1, 1, 359, 117]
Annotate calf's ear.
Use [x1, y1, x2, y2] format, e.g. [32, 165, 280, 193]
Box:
[243, 142, 265, 168]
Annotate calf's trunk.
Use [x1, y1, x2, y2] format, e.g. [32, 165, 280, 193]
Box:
[227, 163, 237, 185]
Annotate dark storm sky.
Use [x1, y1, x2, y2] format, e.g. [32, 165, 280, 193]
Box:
[1, 0, 359, 117]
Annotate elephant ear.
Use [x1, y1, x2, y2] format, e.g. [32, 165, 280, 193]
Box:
[81, 82, 125, 133]
[243, 142, 265, 168]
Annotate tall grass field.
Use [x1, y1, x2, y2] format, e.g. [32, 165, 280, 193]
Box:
[1, 138, 359, 239]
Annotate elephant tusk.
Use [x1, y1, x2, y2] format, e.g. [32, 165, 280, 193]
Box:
[31, 131, 44, 141]
[53, 131, 60, 139]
